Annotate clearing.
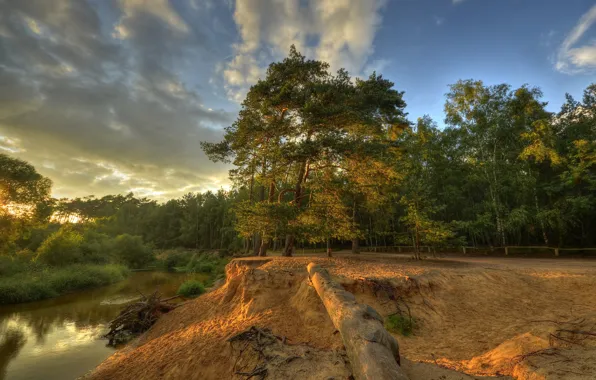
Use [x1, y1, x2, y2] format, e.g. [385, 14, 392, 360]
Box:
[86, 252, 596, 380]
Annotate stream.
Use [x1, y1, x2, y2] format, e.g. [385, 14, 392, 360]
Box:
[0, 271, 209, 380]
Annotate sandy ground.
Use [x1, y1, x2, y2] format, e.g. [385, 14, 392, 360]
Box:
[87, 252, 596, 380]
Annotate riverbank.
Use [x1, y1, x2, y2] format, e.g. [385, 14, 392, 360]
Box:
[0, 264, 130, 304]
[88, 253, 596, 379]
[0, 271, 209, 380]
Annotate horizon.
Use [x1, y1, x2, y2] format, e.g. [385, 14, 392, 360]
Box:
[0, 0, 595, 200]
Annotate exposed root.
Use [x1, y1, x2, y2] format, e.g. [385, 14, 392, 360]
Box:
[104, 291, 180, 346]
[228, 326, 285, 379]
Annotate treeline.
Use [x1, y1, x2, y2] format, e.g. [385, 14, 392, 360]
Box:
[202, 47, 596, 256]
[0, 155, 239, 303]
[1, 47, 595, 262]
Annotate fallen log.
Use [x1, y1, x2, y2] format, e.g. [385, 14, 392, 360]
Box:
[307, 263, 410, 380]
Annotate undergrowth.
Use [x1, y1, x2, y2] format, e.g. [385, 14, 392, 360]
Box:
[0, 264, 130, 304]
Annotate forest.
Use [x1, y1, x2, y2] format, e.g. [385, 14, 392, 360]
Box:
[1, 47, 595, 302]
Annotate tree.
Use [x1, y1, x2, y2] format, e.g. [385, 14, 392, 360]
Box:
[0, 154, 52, 207]
[0, 154, 52, 254]
[203, 47, 407, 256]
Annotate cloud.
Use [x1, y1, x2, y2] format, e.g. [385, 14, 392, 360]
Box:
[0, 0, 235, 200]
[223, 0, 388, 101]
[555, 4, 596, 74]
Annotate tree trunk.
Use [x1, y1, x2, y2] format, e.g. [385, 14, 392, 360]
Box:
[352, 238, 360, 254]
[258, 239, 269, 257]
[283, 160, 309, 256]
[351, 199, 360, 253]
[253, 233, 261, 256]
[327, 238, 332, 257]
[307, 263, 408, 380]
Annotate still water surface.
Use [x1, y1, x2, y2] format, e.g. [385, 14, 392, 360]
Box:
[0, 271, 208, 380]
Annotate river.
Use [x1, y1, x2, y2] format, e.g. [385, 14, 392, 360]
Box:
[0, 271, 209, 380]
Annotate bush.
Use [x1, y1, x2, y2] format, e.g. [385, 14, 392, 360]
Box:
[177, 280, 205, 298]
[385, 314, 416, 336]
[112, 234, 153, 268]
[79, 229, 113, 264]
[198, 263, 215, 273]
[35, 227, 83, 266]
[184, 253, 228, 275]
[0, 264, 129, 304]
[0, 255, 28, 276]
[162, 250, 192, 272]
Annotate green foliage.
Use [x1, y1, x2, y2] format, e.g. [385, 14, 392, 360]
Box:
[177, 280, 205, 298]
[385, 314, 416, 336]
[35, 227, 83, 266]
[0, 264, 129, 304]
[160, 249, 193, 272]
[112, 234, 153, 268]
[3, 53, 596, 272]
[202, 46, 406, 255]
[79, 228, 114, 264]
[184, 253, 228, 276]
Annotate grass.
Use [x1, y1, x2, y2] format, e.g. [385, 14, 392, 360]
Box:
[0, 264, 130, 305]
[177, 280, 205, 298]
[385, 314, 416, 336]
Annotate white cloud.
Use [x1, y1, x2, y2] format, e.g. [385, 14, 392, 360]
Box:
[556, 4, 596, 74]
[224, 0, 388, 102]
[115, 0, 189, 38]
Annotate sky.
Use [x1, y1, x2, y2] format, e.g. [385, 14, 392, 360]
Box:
[0, 0, 595, 201]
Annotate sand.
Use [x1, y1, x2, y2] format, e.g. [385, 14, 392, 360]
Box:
[86, 253, 596, 380]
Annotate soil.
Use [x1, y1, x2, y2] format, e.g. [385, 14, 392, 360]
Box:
[86, 253, 596, 380]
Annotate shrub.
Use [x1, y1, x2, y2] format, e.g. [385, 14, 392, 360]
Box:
[0, 255, 28, 276]
[177, 280, 205, 298]
[163, 250, 192, 272]
[112, 234, 153, 268]
[385, 314, 416, 336]
[183, 252, 228, 275]
[80, 229, 113, 264]
[198, 262, 215, 273]
[36, 227, 83, 266]
[0, 264, 129, 304]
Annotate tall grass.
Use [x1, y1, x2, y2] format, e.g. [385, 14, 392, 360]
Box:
[0, 264, 130, 305]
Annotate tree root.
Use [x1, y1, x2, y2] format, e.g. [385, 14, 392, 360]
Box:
[104, 291, 179, 346]
[228, 326, 286, 379]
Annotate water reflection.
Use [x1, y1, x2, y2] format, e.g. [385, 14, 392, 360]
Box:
[0, 272, 208, 380]
[0, 328, 26, 380]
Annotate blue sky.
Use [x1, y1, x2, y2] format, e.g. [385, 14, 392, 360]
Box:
[0, 0, 595, 199]
[372, 0, 595, 123]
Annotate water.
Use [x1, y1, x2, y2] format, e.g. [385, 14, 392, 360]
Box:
[0, 271, 209, 380]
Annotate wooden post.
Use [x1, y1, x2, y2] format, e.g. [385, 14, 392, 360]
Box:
[398, 246, 401, 253]
[554, 248, 559, 257]
[462, 246, 466, 255]
[505, 246, 509, 256]
[307, 263, 409, 380]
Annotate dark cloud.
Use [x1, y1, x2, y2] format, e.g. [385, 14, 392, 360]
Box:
[0, 0, 236, 200]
